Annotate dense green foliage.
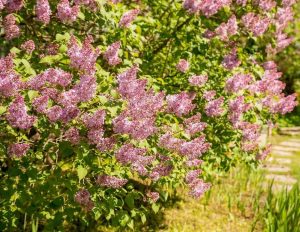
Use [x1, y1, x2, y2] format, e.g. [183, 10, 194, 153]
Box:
[0, 0, 298, 230]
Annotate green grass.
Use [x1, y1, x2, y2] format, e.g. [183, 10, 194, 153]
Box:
[160, 165, 266, 232]
[260, 184, 300, 232]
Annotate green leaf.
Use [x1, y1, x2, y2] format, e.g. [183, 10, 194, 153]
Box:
[40, 55, 63, 65]
[77, 166, 88, 181]
[21, 59, 36, 75]
[152, 203, 160, 214]
[140, 213, 147, 224]
[55, 33, 70, 42]
[0, 106, 7, 115]
[125, 193, 135, 209]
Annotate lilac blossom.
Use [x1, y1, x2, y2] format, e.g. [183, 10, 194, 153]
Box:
[46, 105, 63, 122]
[239, 122, 260, 142]
[228, 96, 251, 126]
[159, 133, 184, 152]
[256, 144, 272, 160]
[60, 105, 80, 123]
[203, 90, 216, 101]
[176, 59, 189, 73]
[104, 41, 121, 66]
[184, 113, 207, 136]
[226, 73, 253, 92]
[119, 9, 140, 28]
[83, 110, 106, 130]
[36, 0, 51, 24]
[242, 13, 270, 36]
[166, 92, 195, 117]
[7, 96, 37, 129]
[32, 95, 49, 113]
[74, 189, 94, 211]
[96, 175, 128, 188]
[215, 15, 238, 41]
[57, 0, 80, 23]
[188, 74, 208, 87]
[4, 14, 20, 40]
[68, 36, 100, 74]
[188, 179, 211, 198]
[146, 191, 160, 202]
[179, 136, 211, 159]
[20, 40, 35, 54]
[113, 114, 157, 140]
[222, 49, 241, 70]
[5, 0, 24, 12]
[8, 143, 30, 158]
[185, 159, 203, 167]
[185, 169, 202, 184]
[64, 127, 80, 144]
[150, 164, 173, 181]
[205, 97, 224, 117]
[59, 75, 97, 106]
[199, 0, 232, 17]
[258, 0, 276, 11]
[0, 62, 22, 97]
[183, 0, 201, 14]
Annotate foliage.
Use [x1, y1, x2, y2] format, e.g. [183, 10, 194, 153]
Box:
[0, 0, 298, 230]
[262, 184, 300, 232]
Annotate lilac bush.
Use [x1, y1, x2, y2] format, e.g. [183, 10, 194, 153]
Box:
[0, 0, 298, 230]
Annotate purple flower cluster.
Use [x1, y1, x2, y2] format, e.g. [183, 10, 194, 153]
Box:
[159, 133, 210, 160]
[68, 36, 100, 74]
[146, 191, 160, 202]
[228, 96, 251, 126]
[28, 68, 73, 90]
[114, 66, 164, 140]
[149, 164, 173, 181]
[115, 144, 154, 174]
[32, 95, 49, 113]
[186, 159, 203, 167]
[215, 15, 238, 41]
[1, 0, 24, 12]
[36, 0, 52, 24]
[205, 97, 224, 117]
[57, 0, 80, 23]
[226, 73, 253, 93]
[256, 144, 272, 160]
[184, 113, 207, 136]
[242, 13, 270, 37]
[74, 189, 94, 211]
[20, 40, 35, 54]
[188, 74, 208, 87]
[7, 96, 37, 130]
[183, 0, 201, 14]
[222, 49, 241, 70]
[203, 90, 216, 101]
[0, 54, 22, 97]
[119, 9, 140, 28]
[185, 170, 211, 198]
[176, 59, 190, 73]
[167, 92, 195, 117]
[188, 179, 211, 198]
[4, 14, 20, 40]
[258, 0, 276, 11]
[96, 175, 128, 188]
[82, 110, 113, 150]
[199, 0, 232, 17]
[8, 143, 30, 158]
[64, 127, 80, 144]
[104, 41, 121, 66]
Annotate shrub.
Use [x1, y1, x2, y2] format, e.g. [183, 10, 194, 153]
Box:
[0, 0, 298, 230]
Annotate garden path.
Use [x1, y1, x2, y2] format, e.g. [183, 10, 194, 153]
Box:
[263, 134, 300, 191]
